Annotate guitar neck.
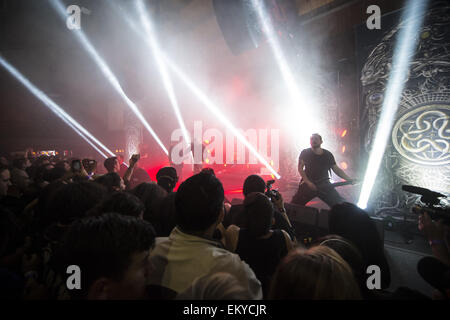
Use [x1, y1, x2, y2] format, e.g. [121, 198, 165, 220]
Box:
[330, 181, 353, 187]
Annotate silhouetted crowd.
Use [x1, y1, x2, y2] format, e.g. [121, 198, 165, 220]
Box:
[0, 152, 448, 300]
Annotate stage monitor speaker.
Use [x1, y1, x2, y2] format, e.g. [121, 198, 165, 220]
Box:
[212, 0, 259, 55]
[285, 203, 318, 225]
[370, 216, 385, 245]
[320, 209, 384, 243]
[318, 209, 330, 230]
[285, 203, 320, 245]
[285, 205, 385, 246]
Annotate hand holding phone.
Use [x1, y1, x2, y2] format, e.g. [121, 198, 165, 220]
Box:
[130, 154, 140, 164]
[71, 159, 81, 172]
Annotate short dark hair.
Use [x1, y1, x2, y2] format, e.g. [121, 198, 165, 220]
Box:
[45, 166, 67, 182]
[243, 192, 274, 237]
[32, 164, 52, 183]
[311, 133, 323, 141]
[97, 192, 145, 218]
[243, 175, 266, 196]
[61, 213, 155, 299]
[94, 172, 121, 193]
[12, 158, 27, 169]
[131, 183, 167, 233]
[47, 181, 107, 224]
[175, 172, 224, 232]
[55, 160, 69, 170]
[200, 168, 215, 176]
[328, 202, 391, 288]
[104, 157, 117, 172]
[156, 167, 178, 193]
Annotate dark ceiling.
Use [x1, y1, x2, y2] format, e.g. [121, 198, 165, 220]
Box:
[0, 0, 405, 154]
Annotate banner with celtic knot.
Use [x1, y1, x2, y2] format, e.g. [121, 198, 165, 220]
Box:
[356, 2, 450, 216]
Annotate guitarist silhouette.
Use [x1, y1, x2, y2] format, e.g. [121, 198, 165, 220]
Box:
[291, 133, 357, 208]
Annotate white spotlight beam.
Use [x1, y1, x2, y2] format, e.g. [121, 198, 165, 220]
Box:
[136, 0, 192, 153]
[251, 0, 301, 102]
[0, 55, 112, 158]
[357, 0, 428, 209]
[50, 0, 168, 155]
[165, 59, 281, 179]
[65, 121, 108, 158]
[114, 4, 280, 178]
[251, 0, 316, 140]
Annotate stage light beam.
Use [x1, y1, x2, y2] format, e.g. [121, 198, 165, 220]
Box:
[163, 59, 281, 179]
[250, 0, 318, 147]
[113, 4, 280, 178]
[357, 0, 428, 209]
[0, 55, 113, 159]
[136, 0, 192, 157]
[49, 0, 168, 156]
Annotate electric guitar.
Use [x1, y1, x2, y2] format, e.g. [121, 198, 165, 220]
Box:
[298, 179, 359, 194]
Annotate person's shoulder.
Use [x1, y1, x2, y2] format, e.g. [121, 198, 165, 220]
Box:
[213, 246, 249, 266]
[322, 148, 334, 156]
[229, 204, 244, 214]
[134, 167, 150, 178]
[299, 148, 312, 156]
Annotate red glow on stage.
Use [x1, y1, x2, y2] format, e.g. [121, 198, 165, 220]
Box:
[341, 129, 347, 137]
[231, 76, 245, 96]
[225, 188, 243, 195]
[340, 161, 348, 170]
[145, 163, 168, 181]
[341, 145, 346, 153]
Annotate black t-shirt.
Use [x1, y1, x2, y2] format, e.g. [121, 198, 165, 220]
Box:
[129, 167, 151, 189]
[223, 204, 296, 241]
[299, 148, 336, 183]
[236, 229, 288, 297]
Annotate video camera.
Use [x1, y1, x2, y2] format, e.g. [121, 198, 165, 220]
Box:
[265, 179, 281, 202]
[402, 185, 450, 225]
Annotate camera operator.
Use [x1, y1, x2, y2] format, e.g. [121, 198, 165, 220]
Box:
[222, 174, 296, 242]
[418, 211, 450, 266]
[417, 210, 450, 299]
[265, 180, 295, 235]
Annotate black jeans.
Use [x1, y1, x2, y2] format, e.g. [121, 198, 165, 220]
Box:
[290, 180, 345, 208]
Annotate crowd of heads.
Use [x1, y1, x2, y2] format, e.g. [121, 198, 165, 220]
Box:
[0, 151, 447, 300]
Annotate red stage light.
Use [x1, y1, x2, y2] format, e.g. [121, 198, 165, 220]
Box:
[225, 189, 243, 195]
[341, 129, 347, 137]
[341, 161, 348, 170]
[341, 145, 346, 153]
